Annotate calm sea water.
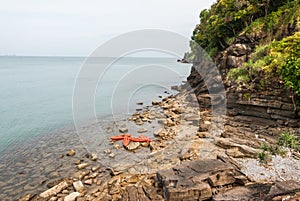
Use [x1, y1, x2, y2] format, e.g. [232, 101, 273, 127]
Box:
[0, 56, 191, 154]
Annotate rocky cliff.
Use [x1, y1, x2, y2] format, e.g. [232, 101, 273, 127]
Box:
[186, 0, 300, 138]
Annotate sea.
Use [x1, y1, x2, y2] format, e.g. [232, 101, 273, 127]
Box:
[0, 56, 191, 155]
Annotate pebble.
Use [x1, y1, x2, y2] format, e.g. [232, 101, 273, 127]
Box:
[66, 150, 75, 156]
[77, 163, 89, 170]
[91, 153, 98, 161]
[137, 128, 148, 133]
[64, 192, 81, 201]
[119, 127, 128, 133]
[73, 181, 85, 193]
[125, 142, 140, 151]
[91, 166, 100, 172]
[109, 153, 116, 158]
[84, 179, 93, 185]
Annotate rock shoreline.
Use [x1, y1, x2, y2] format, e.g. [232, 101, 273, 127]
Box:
[15, 88, 300, 201]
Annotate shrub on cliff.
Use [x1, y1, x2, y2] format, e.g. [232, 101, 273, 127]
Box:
[191, 0, 296, 57]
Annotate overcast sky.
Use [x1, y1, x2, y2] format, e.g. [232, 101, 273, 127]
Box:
[0, 0, 215, 56]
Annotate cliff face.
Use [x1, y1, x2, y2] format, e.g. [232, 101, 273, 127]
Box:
[187, 0, 300, 138]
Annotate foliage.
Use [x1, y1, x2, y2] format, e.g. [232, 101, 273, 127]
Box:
[258, 151, 268, 164]
[268, 32, 300, 96]
[277, 132, 299, 149]
[228, 31, 300, 97]
[190, 0, 298, 57]
[258, 132, 299, 164]
[227, 67, 250, 84]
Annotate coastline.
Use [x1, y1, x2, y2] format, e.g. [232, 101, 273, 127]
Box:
[12, 85, 300, 201]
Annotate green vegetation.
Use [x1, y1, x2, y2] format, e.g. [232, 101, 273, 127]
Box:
[277, 131, 299, 149]
[228, 31, 300, 102]
[258, 151, 268, 164]
[191, 0, 299, 57]
[257, 132, 299, 164]
[190, 0, 300, 98]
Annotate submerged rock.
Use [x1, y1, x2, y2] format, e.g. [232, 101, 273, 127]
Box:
[137, 128, 147, 133]
[119, 127, 128, 133]
[66, 149, 75, 156]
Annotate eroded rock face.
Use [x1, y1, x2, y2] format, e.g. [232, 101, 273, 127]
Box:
[157, 159, 245, 201]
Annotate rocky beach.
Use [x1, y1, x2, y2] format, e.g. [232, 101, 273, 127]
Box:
[2, 0, 300, 200]
[8, 84, 299, 201]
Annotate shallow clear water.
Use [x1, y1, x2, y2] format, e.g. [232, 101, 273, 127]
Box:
[0, 56, 191, 154]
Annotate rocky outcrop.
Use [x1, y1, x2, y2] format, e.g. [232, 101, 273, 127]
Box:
[186, 31, 300, 139]
[156, 158, 245, 201]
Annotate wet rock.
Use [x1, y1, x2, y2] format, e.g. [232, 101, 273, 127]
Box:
[135, 120, 144, 125]
[91, 166, 100, 172]
[108, 153, 116, 158]
[39, 180, 69, 199]
[137, 128, 148, 133]
[119, 127, 128, 133]
[91, 153, 98, 161]
[152, 100, 159, 105]
[66, 150, 75, 156]
[106, 127, 114, 133]
[125, 142, 140, 151]
[74, 170, 90, 180]
[153, 128, 163, 136]
[64, 192, 81, 201]
[157, 119, 166, 124]
[73, 181, 85, 193]
[77, 163, 89, 170]
[18, 194, 33, 201]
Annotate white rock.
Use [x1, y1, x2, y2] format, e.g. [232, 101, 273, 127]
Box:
[39, 181, 69, 198]
[77, 163, 89, 170]
[125, 142, 140, 151]
[73, 181, 85, 193]
[64, 192, 81, 201]
[66, 149, 75, 156]
[91, 153, 98, 161]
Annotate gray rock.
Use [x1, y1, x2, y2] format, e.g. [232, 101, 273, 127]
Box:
[119, 127, 128, 133]
[157, 159, 239, 201]
[137, 128, 147, 133]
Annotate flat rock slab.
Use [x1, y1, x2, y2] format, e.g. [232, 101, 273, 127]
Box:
[156, 159, 238, 201]
[213, 180, 300, 201]
[120, 185, 163, 201]
[212, 184, 272, 201]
